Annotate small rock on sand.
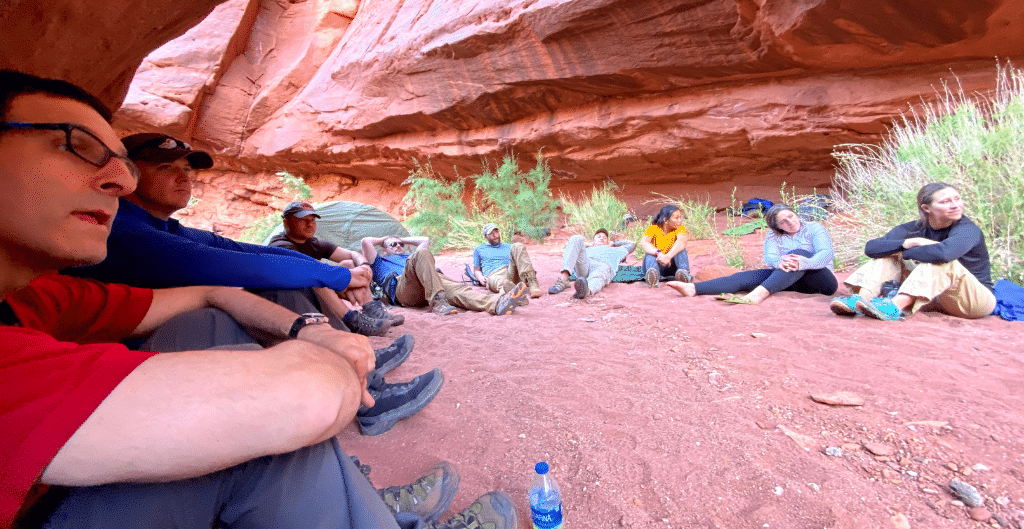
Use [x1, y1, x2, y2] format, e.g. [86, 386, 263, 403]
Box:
[968, 506, 990, 521]
[810, 391, 865, 406]
[949, 480, 984, 507]
[862, 442, 893, 456]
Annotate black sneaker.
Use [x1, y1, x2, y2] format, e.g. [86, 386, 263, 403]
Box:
[428, 491, 518, 529]
[379, 461, 461, 524]
[373, 334, 414, 376]
[363, 299, 405, 327]
[573, 278, 589, 299]
[343, 310, 389, 336]
[358, 369, 444, 436]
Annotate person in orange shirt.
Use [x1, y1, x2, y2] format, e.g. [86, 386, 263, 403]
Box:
[640, 204, 692, 287]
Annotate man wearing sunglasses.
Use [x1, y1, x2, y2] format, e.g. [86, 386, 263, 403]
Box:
[0, 71, 517, 529]
[64, 131, 400, 339]
[361, 235, 528, 316]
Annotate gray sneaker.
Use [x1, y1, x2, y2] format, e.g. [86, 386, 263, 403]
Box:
[495, 282, 528, 315]
[379, 461, 461, 524]
[674, 269, 693, 283]
[645, 267, 659, 288]
[373, 334, 414, 376]
[572, 278, 589, 299]
[548, 278, 571, 294]
[357, 369, 444, 436]
[428, 491, 518, 529]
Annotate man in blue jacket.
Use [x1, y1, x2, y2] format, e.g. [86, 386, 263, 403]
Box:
[66, 133, 388, 336]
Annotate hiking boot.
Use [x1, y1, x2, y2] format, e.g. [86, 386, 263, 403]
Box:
[548, 278, 571, 294]
[358, 369, 444, 436]
[856, 297, 903, 321]
[373, 334, 414, 376]
[829, 294, 862, 316]
[343, 310, 389, 337]
[674, 269, 693, 283]
[573, 278, 589, 299]
[522, 271, 542, 298]
[495, 282, 528, 315]
[364, 299, 405, 327]
[379, 461, 461, 524]
[430, 291, 458, 316]
[428, 491, 518, 529]
[645, 268, 659, 288]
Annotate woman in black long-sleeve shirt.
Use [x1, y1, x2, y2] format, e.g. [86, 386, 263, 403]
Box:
[830, 182, 996, 321]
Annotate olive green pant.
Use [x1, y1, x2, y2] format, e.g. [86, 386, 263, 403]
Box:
[485, 242, 536, 294]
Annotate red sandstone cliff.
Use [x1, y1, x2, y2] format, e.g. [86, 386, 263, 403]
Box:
[3, 0, 1023, 234]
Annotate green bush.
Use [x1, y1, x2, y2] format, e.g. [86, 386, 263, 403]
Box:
[402, 151, 558, 251]
[561, 181, 638, 235]
[831, 63, 1024, 283]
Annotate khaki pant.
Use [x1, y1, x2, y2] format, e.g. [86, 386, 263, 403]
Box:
[485, 242, 536, 293]
[395, 247, 499, 314]
[844, 253, 995, 319]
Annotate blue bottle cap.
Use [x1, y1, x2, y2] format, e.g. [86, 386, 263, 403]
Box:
[535, 462, 549, 474]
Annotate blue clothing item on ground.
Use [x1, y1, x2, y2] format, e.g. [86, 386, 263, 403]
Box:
[763, 221, 835, 271]
[371, 254, 412, 284]
[38, 438, 418, 529]
[64, 199, 352, 291]
[993, 279, 1024, 321]
[642, 250, 689, 279]
[472, 242, 512, 277]
[863, 216, 992, 291]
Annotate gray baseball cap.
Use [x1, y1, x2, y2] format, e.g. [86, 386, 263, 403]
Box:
[481, 223, 498, 237]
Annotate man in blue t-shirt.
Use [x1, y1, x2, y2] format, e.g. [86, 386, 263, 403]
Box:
[362, 235, 527, 316]
[471, 223, 541, 298]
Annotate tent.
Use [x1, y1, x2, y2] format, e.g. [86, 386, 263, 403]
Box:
[262, 200, 410, 252]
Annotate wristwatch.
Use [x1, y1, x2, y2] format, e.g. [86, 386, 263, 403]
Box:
[288, 312, 330, 338]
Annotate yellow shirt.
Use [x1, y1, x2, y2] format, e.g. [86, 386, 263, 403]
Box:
[644, 224, 686, 254]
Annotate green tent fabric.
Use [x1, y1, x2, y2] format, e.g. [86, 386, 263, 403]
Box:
[262, 200, 410, 252]
[722, 218, 766, 237]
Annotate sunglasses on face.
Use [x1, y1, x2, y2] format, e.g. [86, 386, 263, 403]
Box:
[387, 241, 404, 248]
[1, 122, 141, 181]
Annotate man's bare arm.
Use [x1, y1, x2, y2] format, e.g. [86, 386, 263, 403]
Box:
[42, 340, 361, 486]
[361, 237, 384, 264]
[329, 247, 367, 267]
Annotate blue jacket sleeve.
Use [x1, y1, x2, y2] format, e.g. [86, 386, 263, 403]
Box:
[901, 222, 983, 264]
[472, 246, 483, 269]
[71, 221, 351, 291]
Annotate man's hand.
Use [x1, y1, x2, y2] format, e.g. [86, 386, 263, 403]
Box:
[346, 265, 372, 289]
[297, 324, 376, 408]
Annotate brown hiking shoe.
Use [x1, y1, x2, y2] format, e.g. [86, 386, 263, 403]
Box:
[428, 491, 518, 529]
[495, 282, 528, 315]
[379, 461, 460, 524]
[522, 271, 542, 298]
[430, 291, 458, 316]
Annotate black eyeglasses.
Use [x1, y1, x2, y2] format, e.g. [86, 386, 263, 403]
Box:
[387, 241, 404, 248]
[0, 122, 141, 181]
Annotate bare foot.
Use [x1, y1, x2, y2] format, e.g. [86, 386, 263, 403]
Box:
[666, 281, 696, 297]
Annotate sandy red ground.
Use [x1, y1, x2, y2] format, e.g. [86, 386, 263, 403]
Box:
[343, 228, 1024, 529]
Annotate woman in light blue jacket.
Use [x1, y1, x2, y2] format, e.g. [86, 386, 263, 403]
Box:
[667, 204, 838, 304]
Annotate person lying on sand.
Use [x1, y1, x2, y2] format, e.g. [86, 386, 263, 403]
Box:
[829, 182, 995, 321]
[362, 235, 528, 316]
[666, 204, 838, 304]
[641, 204, 693, 286]
[549, 228, 637, 299]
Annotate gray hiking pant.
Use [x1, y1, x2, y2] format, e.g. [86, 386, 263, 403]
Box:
[561, 235, 615, 295]
[39, 438, 421, 529]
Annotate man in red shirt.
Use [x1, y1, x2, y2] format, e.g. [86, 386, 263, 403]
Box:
[0, 71, 516, 529]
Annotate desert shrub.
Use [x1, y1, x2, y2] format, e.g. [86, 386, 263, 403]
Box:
[561, 181, 641, 236]
[831, 63, 1024, 283]
[402, 151, 559, 251]
[238, 171, 313, 243]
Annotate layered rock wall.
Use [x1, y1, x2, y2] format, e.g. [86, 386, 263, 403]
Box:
[3, 0, 1023, 235]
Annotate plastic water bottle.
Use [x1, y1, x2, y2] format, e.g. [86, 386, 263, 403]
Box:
[529, 461, 563, 529]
